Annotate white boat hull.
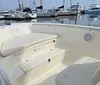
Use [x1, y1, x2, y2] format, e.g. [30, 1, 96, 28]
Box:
[0, 23, 100, 85]
[55, 11, 78, 16]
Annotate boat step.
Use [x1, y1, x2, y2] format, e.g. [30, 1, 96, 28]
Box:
[19, 48, 65, 72]
[17, 47, 65, 85]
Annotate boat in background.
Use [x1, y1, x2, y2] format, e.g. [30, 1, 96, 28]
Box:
[37, 9, 57, 18]
[16, 11, 37, 19]
[55, 3, 81, 16]
[0, 0, 37, 20]
[81, 4, 100, 14]
[54, 0, 81, 16]
[0, 9, 37, 20]
[35, 0, 57, 18]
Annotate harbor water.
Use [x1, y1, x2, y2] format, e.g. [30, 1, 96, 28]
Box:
[36, 14, 100, 27]
[1, 14, 100, 27]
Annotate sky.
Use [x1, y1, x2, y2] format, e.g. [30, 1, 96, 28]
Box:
[0, 0, 100, 10]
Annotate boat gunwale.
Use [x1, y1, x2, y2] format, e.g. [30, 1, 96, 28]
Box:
[32, 23, 100, 31]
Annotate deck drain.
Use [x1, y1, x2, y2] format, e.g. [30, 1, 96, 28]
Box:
[25, 60, 28, 62]
[50, 49, 53, 51]
[53, 40, 56, 43]
[48, 59, 51, 62]
[34, 49, 36, 52]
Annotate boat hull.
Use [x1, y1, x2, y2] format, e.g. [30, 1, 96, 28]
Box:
[85, 9, 100, 14]
[37, 13, 56, 18]
[55, 11, 77, 16]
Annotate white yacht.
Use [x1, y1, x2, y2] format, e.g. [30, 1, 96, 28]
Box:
[0, 11, 37, 19]
[0, 23, 100, 85]
[37, 9, 57, 18]
[17, 11, 37, 18]
[55, 4, 81, 16]
[26, 12, 37, 18]
[81, 4, 100, 14]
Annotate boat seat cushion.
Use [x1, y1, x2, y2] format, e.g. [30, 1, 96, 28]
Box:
[0, 68, 12, 85]
[0, 28, 13, 49]
[55, 57, 100, 85]
[1, 33, 58, 57]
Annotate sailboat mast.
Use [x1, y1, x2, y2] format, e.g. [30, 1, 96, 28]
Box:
[69, 0, 72, 6]
[18, 0, 21, 9]
[66, 0, 68, 9]
[33, 0, 36, 10]
[0, 0, 2, 11]
[63, 0, 65, 10]
[22, 0, 24, 10]
[40, 0, 43, 7]
[40, 0, 43, 12]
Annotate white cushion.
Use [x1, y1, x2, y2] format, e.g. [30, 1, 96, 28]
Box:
[1, 33, 58, 57]
[1, 47, 23, 57]
[55, 57, 100, 85]
[0, 68, 12, 85]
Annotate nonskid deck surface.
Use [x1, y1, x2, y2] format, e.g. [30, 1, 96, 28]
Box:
[32, 64, 67, 85]
[31, 57, 100, 85]
[16, 47, 65, 85]
[19, 48, 65, 72]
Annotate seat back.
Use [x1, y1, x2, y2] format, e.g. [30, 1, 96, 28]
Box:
[0, 24, 32, 57]
[9, 23, 32, 37]
[0, 28, 12, 54]
[0, 28, 12, 42]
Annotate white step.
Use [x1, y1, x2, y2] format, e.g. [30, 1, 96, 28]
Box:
[19, 48, 65, 72]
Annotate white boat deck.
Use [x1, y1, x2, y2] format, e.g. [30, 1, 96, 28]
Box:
[32, 63, 67, 85]
[32, 57, 100, 85]
[19, 48, 65, 72]
[1, 23, 100, 85]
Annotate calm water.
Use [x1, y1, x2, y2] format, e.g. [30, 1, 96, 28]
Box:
[1, 14, 100, 27]
[36, 14, 100, 27]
